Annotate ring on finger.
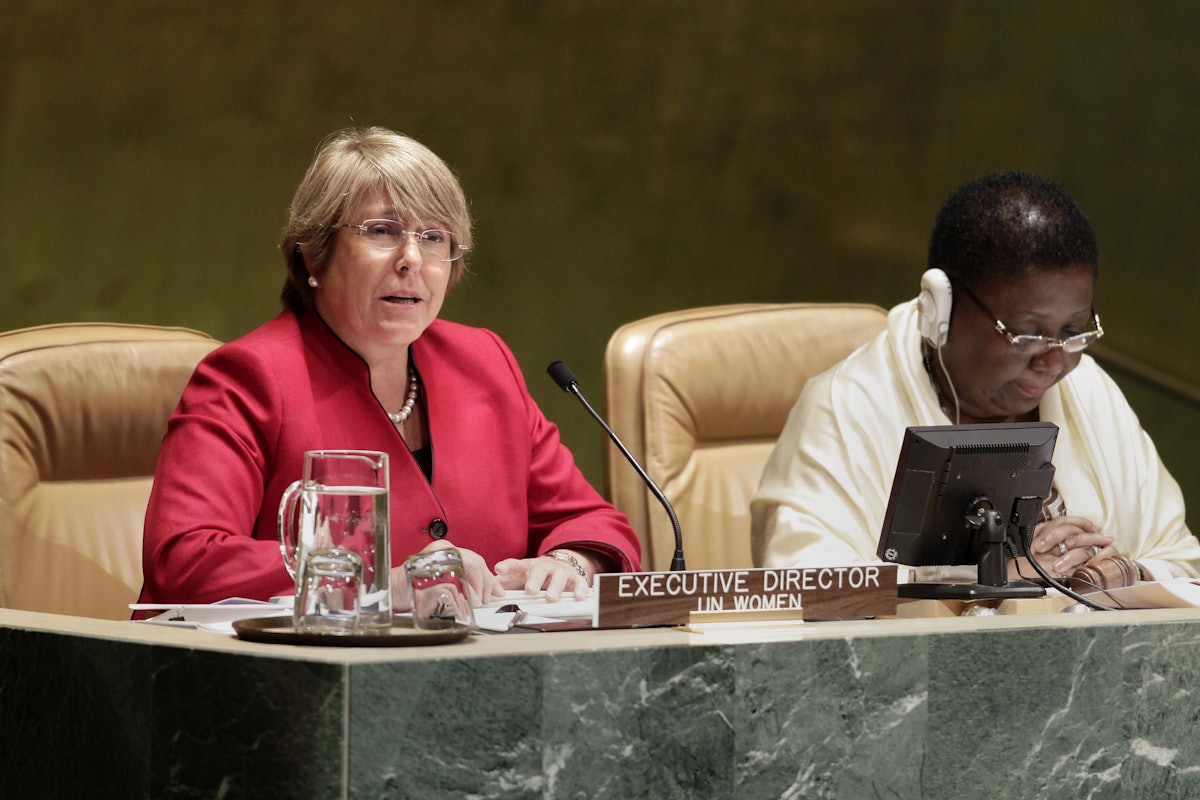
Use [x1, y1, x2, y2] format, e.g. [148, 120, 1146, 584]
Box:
[1057, 542, 1067, 556]
[1091, 545, 1100, 556]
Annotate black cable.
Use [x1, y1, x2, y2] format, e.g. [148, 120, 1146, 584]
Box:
[1015, 528, 1120, 611]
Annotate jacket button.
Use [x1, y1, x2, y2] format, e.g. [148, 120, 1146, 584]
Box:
[429, 518, 448, 539]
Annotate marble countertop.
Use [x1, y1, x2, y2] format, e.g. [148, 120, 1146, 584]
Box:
[6, 600, 1200, 665]
[9, 598, 1200, 798]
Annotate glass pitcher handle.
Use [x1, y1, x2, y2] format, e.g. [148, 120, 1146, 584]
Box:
[277, 479, 304, 579]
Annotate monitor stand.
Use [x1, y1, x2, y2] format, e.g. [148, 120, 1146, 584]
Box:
[897, 505, 1046, 600]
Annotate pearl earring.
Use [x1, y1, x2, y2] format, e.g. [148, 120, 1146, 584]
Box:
[307, 276, 319, 288]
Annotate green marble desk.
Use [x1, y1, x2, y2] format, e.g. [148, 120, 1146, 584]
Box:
[3, 604, 1200, 799]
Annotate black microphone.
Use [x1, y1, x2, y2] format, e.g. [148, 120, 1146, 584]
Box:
[547, 360, 686, 571]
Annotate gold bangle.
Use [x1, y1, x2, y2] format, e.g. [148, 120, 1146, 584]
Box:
[547, 550, 586, 577]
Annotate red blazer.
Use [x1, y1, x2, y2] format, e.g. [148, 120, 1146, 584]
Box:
[140, 309, 640, 604]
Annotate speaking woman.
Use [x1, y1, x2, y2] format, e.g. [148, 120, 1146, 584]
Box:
[141, 127, 640, 609]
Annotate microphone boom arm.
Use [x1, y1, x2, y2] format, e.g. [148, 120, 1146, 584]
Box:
[547, 361, 686, 571]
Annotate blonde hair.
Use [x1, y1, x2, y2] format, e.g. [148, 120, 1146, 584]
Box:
[279, 127, 473, 311]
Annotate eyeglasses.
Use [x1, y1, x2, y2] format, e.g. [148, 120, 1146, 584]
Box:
[341, 219, 469, 262]
[959, 283, 1103, 355]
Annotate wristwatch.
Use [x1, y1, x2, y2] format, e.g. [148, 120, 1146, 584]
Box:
[547, 550, 586, 577]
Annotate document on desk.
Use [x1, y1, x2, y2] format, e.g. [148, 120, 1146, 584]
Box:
[1101, 577, 1200, 609]
[473, 590, 595, 633]
[131, 592, 594, 634]
[130, 598, 291, 631]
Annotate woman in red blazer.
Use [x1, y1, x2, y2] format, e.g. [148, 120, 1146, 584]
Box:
[141, 127, 641, 608]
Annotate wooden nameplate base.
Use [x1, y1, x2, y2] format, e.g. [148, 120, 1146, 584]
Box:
[593, 565, 898, 628]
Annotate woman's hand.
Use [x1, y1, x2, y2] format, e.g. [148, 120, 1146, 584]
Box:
[389, 540, 504, 611]
[1025, 516, 1115, 575]
[493, 550, 596, 602]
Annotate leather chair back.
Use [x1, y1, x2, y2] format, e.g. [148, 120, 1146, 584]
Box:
[604, 303, 888, 571]
[0, 323, 219, 619]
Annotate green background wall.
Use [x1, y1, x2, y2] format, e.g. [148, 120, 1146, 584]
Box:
[4, 1, 1199, 519]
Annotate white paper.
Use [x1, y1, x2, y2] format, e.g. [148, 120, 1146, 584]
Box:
[1096, 577, 1200, 609]
[131, 590, 594, 634]
[130, 597, 290, 628]
[472, 590, 595, 632]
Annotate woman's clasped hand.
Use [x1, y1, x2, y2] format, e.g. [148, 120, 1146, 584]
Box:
[390, 541, 599, 611]
[1024, 516, 1114, 577]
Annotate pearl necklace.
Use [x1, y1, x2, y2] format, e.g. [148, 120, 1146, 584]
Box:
[387, 366, 420, 425]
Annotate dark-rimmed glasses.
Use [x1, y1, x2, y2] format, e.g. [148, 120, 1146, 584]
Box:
[958, 283, 1103, 355]
[342, 219, 469, 262]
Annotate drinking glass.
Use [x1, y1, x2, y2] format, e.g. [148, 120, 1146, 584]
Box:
[295, 548, 363, 633]
[279, 450, 391, 631]
[405, 549, 476, 630]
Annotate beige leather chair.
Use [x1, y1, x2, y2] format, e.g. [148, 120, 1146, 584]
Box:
[604, 303, 889, 572]
[0, 323, 220, 619]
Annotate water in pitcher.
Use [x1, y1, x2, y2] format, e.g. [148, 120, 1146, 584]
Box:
[304, 484, 391, 628]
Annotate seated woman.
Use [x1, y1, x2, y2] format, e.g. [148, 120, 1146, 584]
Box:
[752, 170, 1200, 583]
[141, 126, 640, 608]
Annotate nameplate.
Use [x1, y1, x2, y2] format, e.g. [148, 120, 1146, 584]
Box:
[593, 565, 898, 628]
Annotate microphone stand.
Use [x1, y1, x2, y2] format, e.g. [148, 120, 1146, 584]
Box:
[547, 361, 686, 571]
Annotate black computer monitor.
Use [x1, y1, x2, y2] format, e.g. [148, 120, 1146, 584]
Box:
[876, 421, 1058, 600]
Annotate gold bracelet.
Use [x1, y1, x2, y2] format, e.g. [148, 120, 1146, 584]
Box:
[547, 550, 586, 577]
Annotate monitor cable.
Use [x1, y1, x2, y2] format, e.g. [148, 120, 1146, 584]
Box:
[1011, 528, 1122, 611]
